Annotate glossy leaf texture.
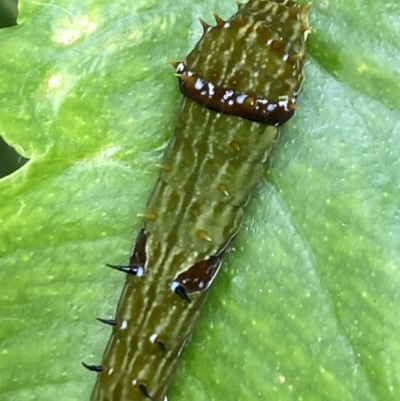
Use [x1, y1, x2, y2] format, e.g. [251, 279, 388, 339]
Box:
[0, 1, 399, 401]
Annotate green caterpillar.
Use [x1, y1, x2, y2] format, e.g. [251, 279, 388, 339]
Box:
[84, 1, 310, 400]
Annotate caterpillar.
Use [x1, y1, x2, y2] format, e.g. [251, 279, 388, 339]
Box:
[84, 1, 310, 400]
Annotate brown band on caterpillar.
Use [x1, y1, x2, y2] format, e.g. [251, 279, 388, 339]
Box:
[175, 62, 296, 126]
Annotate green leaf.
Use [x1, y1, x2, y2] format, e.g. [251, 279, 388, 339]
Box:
[1, 1, 399, 400]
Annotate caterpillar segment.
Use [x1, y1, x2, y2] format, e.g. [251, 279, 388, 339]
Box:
[86, 1, 310, 400]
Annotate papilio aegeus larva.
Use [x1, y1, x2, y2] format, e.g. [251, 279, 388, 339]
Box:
[84, 1, 310, 400]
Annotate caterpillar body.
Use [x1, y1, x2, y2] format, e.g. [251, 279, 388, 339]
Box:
[85, 1, 310, 400]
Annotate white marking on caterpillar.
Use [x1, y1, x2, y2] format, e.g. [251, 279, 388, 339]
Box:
[170, 281, 180, 292]
[208, 82, 215, 96]
[195, 78, 205, 90]
[236, 94, 247, 104]
[223, 90, 234, 100]
[278, 96, 289, 109]
[136, 266, 145, 277]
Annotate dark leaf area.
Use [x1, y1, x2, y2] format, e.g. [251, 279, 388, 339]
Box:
[0, 0, 18, 28]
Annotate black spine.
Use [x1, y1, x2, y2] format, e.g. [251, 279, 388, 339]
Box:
[175, 285, 192, 303]
[96, 317, 117, 326]
[82, 362, 102, 373]
[138, 384, 156, 400]
[106, 263, 140, 275]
